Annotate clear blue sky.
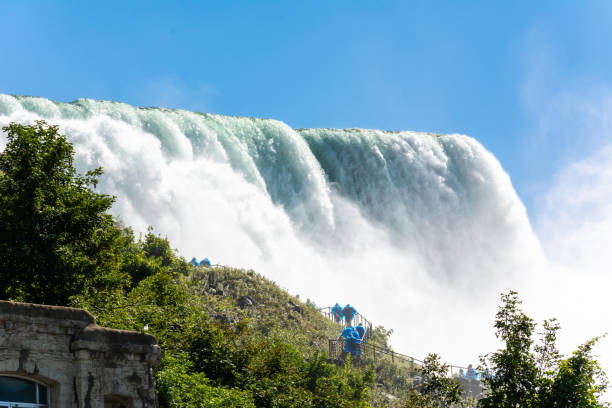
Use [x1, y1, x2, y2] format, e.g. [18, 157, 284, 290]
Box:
[2, 0, 612, 215]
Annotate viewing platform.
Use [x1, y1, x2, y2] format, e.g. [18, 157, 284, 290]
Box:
[319, 305, 484, 400]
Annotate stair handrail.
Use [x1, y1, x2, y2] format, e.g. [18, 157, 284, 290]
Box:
[320, 306, 485, 380]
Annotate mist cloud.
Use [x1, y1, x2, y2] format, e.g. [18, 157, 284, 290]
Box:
[0, 94, 546, 368]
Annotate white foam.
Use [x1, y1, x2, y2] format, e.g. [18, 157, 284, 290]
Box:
[0, 94, 551, 370]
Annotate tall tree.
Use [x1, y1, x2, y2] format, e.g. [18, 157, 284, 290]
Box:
[479, 291, 609, 408]
[478, 291, 539, 408]
[0, 121, 126, 305]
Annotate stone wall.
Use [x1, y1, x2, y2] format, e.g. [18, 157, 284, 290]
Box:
[0, 300, 161, 408]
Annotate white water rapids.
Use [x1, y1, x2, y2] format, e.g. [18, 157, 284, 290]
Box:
[1, 94, 609, 379]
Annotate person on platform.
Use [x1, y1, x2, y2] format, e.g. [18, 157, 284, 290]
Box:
[467, 364, 476, 380]
[342, 326, 354, 353]
[331, 303, 343, 323]
[349, 328, 362, 356]
[342, 304, 357, 325]
[341, 326, 362, 356]
[355, 324, 366, 339]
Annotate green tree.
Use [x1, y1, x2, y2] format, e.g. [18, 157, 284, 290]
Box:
[532, 318, 562, 405]
[479, 291, 609, 408]
[543, 337, 609, 408]
[156, 352, 256, 408]
[405, 354, 463, 408]
[0, 121, 127, 305]
[478, 291, 538, 408]
[420, 354, 463, 408]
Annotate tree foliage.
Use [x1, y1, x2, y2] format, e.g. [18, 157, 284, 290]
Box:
[478, 291, 609, 408]
[478, 291, 538, 408]
[404, 353, 463, 408]
[0, 121, 125, 305]
[543, 337, 609, 408]
[420, 354, 463, 408]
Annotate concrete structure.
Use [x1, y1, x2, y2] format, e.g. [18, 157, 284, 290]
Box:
[0, 300, 161, 408]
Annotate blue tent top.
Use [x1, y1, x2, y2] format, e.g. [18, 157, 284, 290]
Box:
[189, 257, 200, 266]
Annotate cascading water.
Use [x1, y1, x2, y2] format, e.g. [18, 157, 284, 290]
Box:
[0, 94, 545, 366]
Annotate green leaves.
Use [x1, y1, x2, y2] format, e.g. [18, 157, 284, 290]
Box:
[543, 337, 609, 408]
[479, 291, 538, 408]
[419, 354, 463, 408]
[85, 262, 376, 408]
[0, 121, 122, 305]
[479, 292, 609, 408]
[156, 352, 256, 408]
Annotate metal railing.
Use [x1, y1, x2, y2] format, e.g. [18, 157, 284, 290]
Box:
[321, 305, 484, 397]
[319, 307, 373, 330]
[328, 338, 421, 368]
[328, 338, 486, 378]
[328, 339, 484, 399]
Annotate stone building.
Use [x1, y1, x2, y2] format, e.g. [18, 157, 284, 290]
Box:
[0, 300, 161, 408]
